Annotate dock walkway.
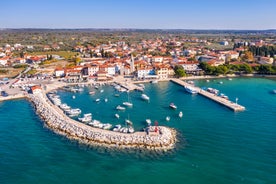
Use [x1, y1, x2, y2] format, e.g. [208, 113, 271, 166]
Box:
[171, 78, 245, 112]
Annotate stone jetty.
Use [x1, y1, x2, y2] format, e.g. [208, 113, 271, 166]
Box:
[27, 92, 177, 151]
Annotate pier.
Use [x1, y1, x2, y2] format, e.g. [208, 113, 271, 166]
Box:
[113, 77, 144, 91]
[171, 78, 245, 112]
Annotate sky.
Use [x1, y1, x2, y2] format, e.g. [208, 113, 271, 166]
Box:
[0, 0, 275, 30]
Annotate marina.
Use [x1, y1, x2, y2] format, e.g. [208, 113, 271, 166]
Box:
[171, 78, 246, 112]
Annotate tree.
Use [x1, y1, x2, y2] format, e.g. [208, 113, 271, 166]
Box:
[242, 51, 254, 62]
[174, 65, 186, 78]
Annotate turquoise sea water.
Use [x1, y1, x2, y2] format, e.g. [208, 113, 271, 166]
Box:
[0, 77, 275, 184]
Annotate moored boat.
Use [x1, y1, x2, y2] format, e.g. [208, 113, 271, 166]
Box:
[141, 94, 150, 101]
[115, 113, 120, 119]
[166, 116, 170, 121]
[146, 119, 151, 126]
[169, 103, 177, 109]
[116, 105, 126, 110]
[184, 86, 198, 94]
[179, 111, 183, 118]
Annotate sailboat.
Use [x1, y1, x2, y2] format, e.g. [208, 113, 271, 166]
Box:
[123, 91, 133, 107]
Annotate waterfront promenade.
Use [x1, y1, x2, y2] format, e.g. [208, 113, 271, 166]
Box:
[171, 78, 246, 112]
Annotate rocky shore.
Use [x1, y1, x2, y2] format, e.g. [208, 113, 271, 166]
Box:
[27, 92, 177, 151]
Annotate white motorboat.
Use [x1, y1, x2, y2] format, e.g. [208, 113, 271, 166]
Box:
[116, 105, 126, 110]
[185, 86, 198, 94]
[166, 116, 170, 121]
[78, 113, 92, 123]
[123, 102, 133, 107]
[179, 111, 183, 118]
[113, 124, 121, 132]
[169, 103, 177, 109]
[141, 94, 150, 101]
[115, 113, 120, 119]
[146, 119, 152, 126]
[128, 126, 134, 133]
[102, 123, 112, 130]
[95, 98, 100, 102]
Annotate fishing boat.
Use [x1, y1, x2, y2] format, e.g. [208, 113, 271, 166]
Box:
[141, 94, 150, 101]
[179, 111, 183, 118]
[169, 103, 177, 109]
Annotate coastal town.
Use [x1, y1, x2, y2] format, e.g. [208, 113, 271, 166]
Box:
[0, 29, 275, 150]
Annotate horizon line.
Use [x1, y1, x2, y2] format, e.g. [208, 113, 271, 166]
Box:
[0, 27, 276, 31]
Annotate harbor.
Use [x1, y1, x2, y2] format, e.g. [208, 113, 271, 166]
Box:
[27, 90, 177, 151]
[170, 78, 246, 112]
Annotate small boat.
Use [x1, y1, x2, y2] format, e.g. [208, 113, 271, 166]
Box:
[104, 98, 108, 102]
[115, 113, 120, 119]
[169, 103, 177, 109]
[100, 89, 104, 93]
[72, 95, 76, 99]
[125, 119, 133, 126]
[123, 102, 133, 107]
[95, 98, 100, 102]
[219, 81, 223, 84]
[273, 90, 276, 94]
[228, 78, 232, 81]
[89, 91, 95, 95]
[146, 119, 151, 126]
[78, 113, 92, 123]
[114, 93, 120, 97]
[102, 123, 112, 130]
[206, 79, 210, 82]
[141, 94, 150, 101]
[116, 105, 126, 110]
[185, 86, 198, 94]
[128, 126, 134, 133]
[179, 111, 183, 118]
[151, 80, 158, 84]
[113, 124, 121, 132]
[166, 116, 170, 121]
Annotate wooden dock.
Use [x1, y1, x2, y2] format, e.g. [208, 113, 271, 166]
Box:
[171, 78, 245, 112]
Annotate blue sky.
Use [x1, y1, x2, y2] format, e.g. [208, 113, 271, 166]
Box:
[1, 0, 275, 29]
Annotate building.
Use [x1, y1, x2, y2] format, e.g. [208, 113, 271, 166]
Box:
[31, 85, 42, 94]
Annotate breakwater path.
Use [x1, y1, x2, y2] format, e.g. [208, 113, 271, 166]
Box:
[171, 78, 245, 112]
[27, 92, 177, 150]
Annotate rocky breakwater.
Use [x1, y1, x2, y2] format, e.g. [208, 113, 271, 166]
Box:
[27, 92, 177, 151]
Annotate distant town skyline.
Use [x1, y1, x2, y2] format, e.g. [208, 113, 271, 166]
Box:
[1, 0, 275, 30]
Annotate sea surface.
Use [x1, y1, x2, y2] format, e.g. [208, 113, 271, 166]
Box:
[0, 77, 275, 184]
